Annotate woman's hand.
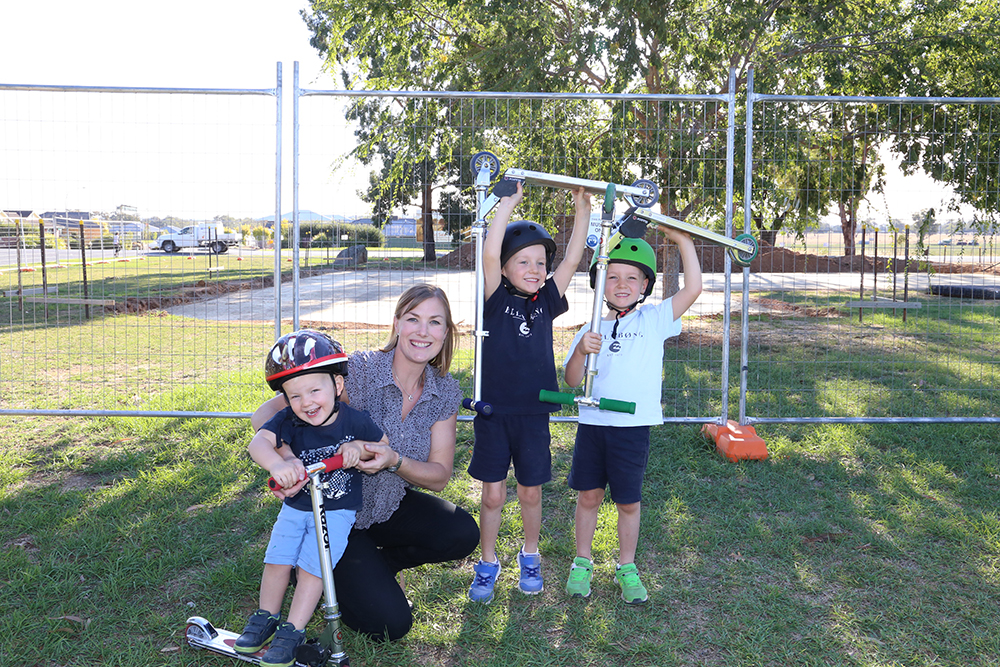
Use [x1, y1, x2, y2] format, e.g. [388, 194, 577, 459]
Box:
[355, 440, 396, 474]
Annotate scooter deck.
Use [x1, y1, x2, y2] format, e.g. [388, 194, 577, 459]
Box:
[186, 616, 275, 665]
[478, 168, 657, 217]
[503, 168, 656, 202]
[628, 208, 754, 254]
[186, 616, 332, 667]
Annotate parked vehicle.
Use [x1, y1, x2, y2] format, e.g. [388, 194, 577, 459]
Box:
[150, 224, 239, 254]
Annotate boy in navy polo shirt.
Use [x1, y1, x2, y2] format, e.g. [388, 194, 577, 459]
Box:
[235, 330, 387, 667]
[563, 230, 702, 605]
[467, 181, 590, 603]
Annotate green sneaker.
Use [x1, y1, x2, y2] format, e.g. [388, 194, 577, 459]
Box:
[614, 563, 648, 605]
[565, 557, 593, 598]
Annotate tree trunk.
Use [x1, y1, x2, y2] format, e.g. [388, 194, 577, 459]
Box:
[421, 179, 436, 262]
[661, 234, 680, 299]
[839, 200, 856, 257]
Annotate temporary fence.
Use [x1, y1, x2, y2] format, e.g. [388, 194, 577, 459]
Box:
[1, 64, 997, 424]
[0, 75, 284, 417]
[741, 69, 1000, 424]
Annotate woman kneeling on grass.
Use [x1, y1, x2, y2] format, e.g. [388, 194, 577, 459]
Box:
[253, 283, 479, 641]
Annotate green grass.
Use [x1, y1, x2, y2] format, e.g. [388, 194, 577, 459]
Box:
[3, 414, 1000, 666]
[2, 255, 999, 664]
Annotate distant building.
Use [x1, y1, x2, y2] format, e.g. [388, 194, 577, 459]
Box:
[2, 210, 42, 228]
[39, 211, 104, 243]
[384, 217, 417, 237]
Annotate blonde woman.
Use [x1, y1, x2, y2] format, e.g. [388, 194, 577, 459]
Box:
[254, 284, 478, 641]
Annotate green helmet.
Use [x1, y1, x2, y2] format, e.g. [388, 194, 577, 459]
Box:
[589, 237, 656, 298]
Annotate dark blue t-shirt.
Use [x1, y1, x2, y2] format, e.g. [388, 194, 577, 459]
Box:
[480, 279, 568, 414]
[262, 404, 383, 513]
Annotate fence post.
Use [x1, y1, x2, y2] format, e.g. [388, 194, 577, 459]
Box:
[15, 219, 24, 310]
[38, 221, 49, 319]
[79, 221, 90, 319]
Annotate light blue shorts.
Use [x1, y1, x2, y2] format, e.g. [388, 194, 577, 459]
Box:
[263, 503, 356, 580]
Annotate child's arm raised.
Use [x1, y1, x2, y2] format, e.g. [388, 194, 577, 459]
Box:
[663, 228, 703, 319]
[482, 180, 523, 301]
[551, 187, 592, 296]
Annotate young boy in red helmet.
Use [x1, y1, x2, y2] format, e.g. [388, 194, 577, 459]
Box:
[563, 228, 702, 604]
[235, 329, 387, 667]
[467, 181, 591, 603]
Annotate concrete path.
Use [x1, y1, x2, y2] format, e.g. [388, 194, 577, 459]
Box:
[164, 269, 1000, 326]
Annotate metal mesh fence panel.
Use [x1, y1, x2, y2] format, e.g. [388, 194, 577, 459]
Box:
[0, 83, 280, 415]
[743, 96, 1000, 422]
[294, 89, 735, 422]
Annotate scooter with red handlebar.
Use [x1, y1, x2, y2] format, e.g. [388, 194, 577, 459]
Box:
[185, 455, 350, 667]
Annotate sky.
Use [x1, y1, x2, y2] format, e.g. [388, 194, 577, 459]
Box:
[0, 0, 358, 220]
[0, 1, 327, 89]
[0, 1, 968, 229]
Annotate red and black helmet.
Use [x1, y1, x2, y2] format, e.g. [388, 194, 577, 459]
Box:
[500, 220, 557, 272]
[265, 329, 348, 392]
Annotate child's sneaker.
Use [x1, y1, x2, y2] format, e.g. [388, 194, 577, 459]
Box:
[614, 563, 648, 605]
[233, 609, 280, 654]
[517, 549, 544, 594]
[259, 621, 305, 667]
[468, 559, 501, 603]
[565, 556, 593, 598]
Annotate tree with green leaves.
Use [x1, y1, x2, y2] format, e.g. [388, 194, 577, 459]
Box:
[303, 0, 999, 255]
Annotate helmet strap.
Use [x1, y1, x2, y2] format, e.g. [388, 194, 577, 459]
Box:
[605, 296, 645, 339]
[501, 277, 541, 328]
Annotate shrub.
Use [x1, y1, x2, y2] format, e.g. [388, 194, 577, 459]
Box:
[290, 222, 384, 248]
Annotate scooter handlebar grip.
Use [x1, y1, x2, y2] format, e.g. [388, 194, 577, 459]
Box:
[267, 454, 345, 491]
[539, 390, 575, 406]
[319, 454, 345, 473]
[598, 398, 636, 414]
[462, 397, 494, 416]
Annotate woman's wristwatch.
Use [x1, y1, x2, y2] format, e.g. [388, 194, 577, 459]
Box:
[385, 449, 403, 473]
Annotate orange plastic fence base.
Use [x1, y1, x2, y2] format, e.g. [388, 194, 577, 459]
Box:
[701, 420, 769, 462]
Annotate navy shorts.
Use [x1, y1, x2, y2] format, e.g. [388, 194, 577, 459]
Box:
[567, 423, 651, 504]
[468, 413, 552, 486]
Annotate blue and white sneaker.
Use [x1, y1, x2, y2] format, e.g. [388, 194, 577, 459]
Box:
[517, 549, 544, 595]
[468, 559, 501, 603]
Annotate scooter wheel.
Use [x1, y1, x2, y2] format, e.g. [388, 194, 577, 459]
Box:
[469, 151, 501, 180]
[296, 640, 331, 666]
[728, 233, 759, 267]
[629, 179, 659, 208]
[185, 621, 214, 643]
